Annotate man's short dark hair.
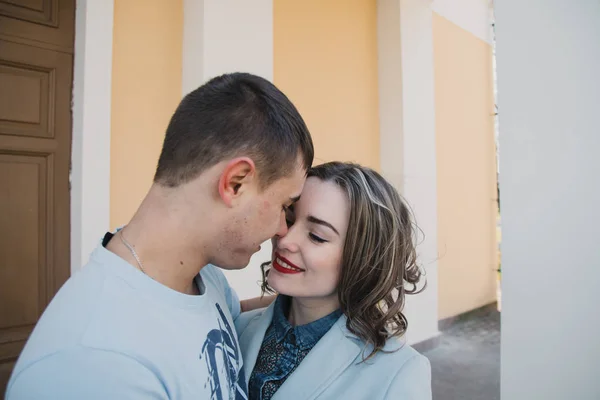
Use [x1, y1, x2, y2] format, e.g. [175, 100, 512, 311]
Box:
[154, 72, 314, 188]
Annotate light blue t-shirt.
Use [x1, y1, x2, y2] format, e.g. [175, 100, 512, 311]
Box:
[6, 238, 248, 400]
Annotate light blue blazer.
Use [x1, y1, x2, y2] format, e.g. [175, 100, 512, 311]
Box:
[235, 302, 432, 400]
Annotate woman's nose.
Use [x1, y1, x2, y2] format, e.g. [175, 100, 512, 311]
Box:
[275, 224, 300, 254]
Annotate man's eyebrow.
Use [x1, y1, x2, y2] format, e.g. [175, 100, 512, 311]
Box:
[307, 215, 340, 236]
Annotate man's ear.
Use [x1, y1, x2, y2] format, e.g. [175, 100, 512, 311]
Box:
[218, 157, 257, 207]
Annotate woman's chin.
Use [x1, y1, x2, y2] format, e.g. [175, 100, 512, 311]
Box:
[267, 274, 293, 296]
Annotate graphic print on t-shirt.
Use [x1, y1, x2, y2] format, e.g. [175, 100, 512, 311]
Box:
[200, 303, 248, 400]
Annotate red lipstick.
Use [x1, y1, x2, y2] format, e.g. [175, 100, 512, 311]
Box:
[272, 253, 304, 274]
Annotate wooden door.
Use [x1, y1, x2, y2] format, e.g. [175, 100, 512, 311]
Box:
[0, 0, 75, 393]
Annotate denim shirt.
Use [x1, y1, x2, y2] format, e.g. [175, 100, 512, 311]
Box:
[248, 295, 342, 400]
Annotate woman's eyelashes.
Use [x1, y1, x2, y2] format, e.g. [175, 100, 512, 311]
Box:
[309, 233, 327, 243]
[284, 206, 328, 243]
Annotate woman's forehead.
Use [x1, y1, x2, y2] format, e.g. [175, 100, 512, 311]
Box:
[296, 178, 350, 227]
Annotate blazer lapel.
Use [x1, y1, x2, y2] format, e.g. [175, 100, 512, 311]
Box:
[238, 302, 275, 385]
[273, 316, 362, 400]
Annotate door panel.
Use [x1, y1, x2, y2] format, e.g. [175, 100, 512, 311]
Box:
[0, 0, 74, 52]
[0, 59, 54, 138]
[0, 0, 73, 393]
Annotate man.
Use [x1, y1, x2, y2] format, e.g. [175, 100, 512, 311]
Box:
[6, 73, 313, 399]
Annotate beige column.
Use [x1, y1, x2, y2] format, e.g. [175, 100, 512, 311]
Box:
[377, 0, 439, 344]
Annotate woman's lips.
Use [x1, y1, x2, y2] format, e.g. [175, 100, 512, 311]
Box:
[272, 253, 304, 274]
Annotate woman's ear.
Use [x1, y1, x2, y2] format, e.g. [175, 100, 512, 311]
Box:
[217, 157, 257, 207]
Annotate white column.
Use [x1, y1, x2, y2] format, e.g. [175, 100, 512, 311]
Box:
[71, 0, 114, 272]
[496, 0, 600, 398]
[431, 0, 493, 45]
[377, 0, 439, 345]
[182, 0, 274, 95]
[182, 0, 274, 299]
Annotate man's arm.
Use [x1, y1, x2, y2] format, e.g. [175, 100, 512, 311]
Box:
[240, 295, 276, 313]
[6, 347, 168, 400]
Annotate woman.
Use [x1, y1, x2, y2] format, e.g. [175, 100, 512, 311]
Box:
[235, 162, 431, 400]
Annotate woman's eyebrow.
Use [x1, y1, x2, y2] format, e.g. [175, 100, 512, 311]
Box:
[307, 215, 339, 236]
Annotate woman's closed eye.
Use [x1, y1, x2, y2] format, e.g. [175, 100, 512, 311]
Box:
[309, 233, 327, 243]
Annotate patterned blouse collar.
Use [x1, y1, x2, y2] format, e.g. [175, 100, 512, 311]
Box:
[270, 295, 342, 350]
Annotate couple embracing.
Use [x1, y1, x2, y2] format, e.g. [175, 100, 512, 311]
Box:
[6, 73, 431, 400]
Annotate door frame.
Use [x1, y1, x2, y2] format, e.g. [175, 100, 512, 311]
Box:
[71, 0, 114, 272]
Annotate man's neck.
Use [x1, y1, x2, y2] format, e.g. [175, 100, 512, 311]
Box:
[288, 295, 340, 326]
[106, 187, 214, 295]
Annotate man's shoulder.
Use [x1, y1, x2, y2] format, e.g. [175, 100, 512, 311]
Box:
[14, 249, 169, 368]
[21, 260, 110, 345]
[11, 260, 122, 384]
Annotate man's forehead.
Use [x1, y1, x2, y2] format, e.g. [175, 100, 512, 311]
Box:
[269, 165, 306, 199]
[284, 183, 303, 204]
[291, 171, 307, 198]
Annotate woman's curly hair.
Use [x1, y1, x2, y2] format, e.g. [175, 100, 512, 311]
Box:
[261, 162, 425, 359]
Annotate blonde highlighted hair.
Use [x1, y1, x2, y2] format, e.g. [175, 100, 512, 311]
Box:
[261, 162, 425, 359]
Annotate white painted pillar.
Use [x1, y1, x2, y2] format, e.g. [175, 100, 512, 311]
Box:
[377, 0, 439, 345]
[71, 0, 114, 271]
[182, 0, 274, 299]
[496, 0, 600, 398]
[182, 0, 274, 95]
[431, 0, 493, 45]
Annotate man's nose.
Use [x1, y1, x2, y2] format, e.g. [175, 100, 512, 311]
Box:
[275, 211, 289, 238]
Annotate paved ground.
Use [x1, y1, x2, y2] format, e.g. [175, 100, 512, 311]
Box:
[423, 306, 500, 400]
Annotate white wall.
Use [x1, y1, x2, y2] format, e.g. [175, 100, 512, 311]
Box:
[496, 1, 600, 398]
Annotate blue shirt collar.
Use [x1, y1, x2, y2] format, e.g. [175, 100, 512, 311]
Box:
[270, 295, 342, 350]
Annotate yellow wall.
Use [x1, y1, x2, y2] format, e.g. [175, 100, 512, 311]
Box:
[110, 0, 183, 228]
[433, 13, 498, 319]
[273, 0, 380, 169]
